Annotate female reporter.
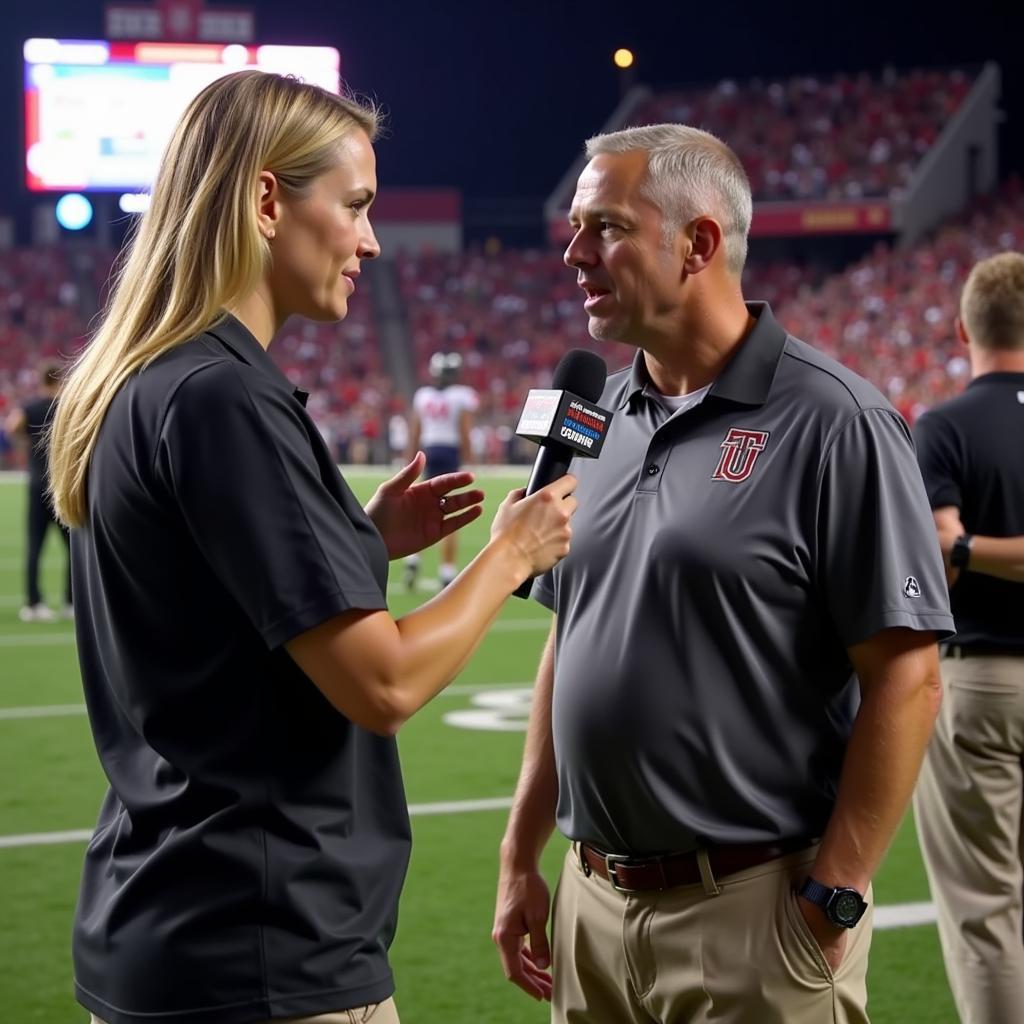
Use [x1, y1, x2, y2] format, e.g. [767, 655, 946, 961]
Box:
[48, 71, 575, 1024]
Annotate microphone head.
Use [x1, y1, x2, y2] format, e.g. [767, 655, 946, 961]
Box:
[551, 349, 608, 404]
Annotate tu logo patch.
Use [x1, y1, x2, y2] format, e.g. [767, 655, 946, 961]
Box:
[712, 428, 770, 483]
[903, 576, 921, 598]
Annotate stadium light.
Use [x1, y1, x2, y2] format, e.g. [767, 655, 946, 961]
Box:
[221, 44, 251, 66]
[55, 193, 93, 231]
[613, 48, 635, 69]
[118, 193, 151, 214]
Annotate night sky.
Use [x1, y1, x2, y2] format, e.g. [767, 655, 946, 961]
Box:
[1, 0, 1020, 223]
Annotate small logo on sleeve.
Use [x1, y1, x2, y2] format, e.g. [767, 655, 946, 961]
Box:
[903, 576, 921, 598]
[711, 428, 770, 483]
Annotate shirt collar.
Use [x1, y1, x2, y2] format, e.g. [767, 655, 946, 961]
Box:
[615, 301, 787, 411]
[207, 312, 309, 407]
[966, 370, 1024, 389]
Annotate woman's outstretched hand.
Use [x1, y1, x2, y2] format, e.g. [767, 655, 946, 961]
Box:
[364, 451, 485, 560]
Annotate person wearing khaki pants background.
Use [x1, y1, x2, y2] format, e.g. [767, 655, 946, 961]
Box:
[913, 251, 1024, 1024]
[492, 123, 954, 1023]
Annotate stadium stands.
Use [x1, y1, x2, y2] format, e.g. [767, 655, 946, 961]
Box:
[627, 69, 975, 202]
[2, 179, 1020, 465]
[0, 247, 91, 406]
[777, 179, 1023, 422]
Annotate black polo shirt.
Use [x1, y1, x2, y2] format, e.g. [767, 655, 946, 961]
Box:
[914, 371, 1024, 647]
[71, 314, 407, 1024]
[22, 394, 57, 488]
[534, 303, 953, 854]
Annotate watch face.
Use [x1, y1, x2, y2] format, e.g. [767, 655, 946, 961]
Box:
[833, 891, 863, 925]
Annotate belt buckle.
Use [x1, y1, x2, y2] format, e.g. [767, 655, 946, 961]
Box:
[604, 853, 638, 893]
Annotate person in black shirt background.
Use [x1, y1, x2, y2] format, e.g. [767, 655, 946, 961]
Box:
[4, 362, 71, 622]
[46, 71, 576, 1024]
[913, 251, 1024, 1024]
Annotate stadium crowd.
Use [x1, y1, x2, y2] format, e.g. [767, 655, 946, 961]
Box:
[629, 68, 974, 201]
[0, 248, 397, 467]
[777, 180, 1024, 423]
[395, 181, 1022, 444]
[1, 181, 1020, 466]
[268, 290, 400, 466]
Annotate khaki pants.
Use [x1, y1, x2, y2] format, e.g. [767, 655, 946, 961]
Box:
[551, 844, 872, 1024]
[91, 996, 399, 1024]
[913, 654, 1024, 1024]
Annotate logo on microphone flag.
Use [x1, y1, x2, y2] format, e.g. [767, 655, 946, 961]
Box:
[515, 389, 613, 458]
[516, 390, 562, 436]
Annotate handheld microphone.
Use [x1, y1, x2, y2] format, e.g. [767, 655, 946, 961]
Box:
[511, 349, 613, 599]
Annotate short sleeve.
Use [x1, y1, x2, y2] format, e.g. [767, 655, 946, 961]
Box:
[156, 361, 386, 648]
[913, 409, 963, 510]
[816, 408, 954, 647]
[531, 570, 556, 610]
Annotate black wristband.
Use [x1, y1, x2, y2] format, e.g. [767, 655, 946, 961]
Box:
[950, 533, 973, 570]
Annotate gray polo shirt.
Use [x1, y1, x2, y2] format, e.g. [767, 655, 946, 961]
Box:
[534, 303, 953, 855]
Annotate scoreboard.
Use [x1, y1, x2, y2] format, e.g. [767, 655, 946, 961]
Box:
[24, 38, 341, 193]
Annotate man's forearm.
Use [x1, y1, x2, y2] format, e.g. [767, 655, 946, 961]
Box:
[966, 535, 1024, 583]
[501, 622, 559, 869]
[811, 631, 942, 892]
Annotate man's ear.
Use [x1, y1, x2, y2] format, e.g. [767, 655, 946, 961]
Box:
[681, 216, 724, 276]
[954, 316, 970, 348]
[256, 170, 281, 241]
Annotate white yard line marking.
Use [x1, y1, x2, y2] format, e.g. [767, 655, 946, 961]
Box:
[0, 820, 945, 931]
[0, 684, 533, 720]
[0, 619, 548, 648]
[408, 796, 514, 816]
[0, 829, 93, 848]
[873, 901, 937, 929]
[0, 796, 517, 850]
[0, 704, 86, 720]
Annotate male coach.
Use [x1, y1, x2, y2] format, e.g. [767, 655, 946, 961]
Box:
[492, 124, 954, 1023]
[912, 251, 1024, 1024]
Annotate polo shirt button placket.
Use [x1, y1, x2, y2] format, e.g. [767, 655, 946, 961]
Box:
[646, 463, 660, 476]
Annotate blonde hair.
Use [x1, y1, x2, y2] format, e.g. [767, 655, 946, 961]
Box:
[49, 71, 379, 527]
[585, 123, 752, 275]
[960, 251, 1024, 351]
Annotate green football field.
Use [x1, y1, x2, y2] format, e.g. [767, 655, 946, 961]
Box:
[0, 472, 957, 1023]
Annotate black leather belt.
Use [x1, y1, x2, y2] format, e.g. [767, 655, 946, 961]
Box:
[579, 839, 811, 893]
[941, 643, 1024, 659]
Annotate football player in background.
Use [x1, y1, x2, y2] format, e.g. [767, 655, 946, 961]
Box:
[404, 352, 479, 589]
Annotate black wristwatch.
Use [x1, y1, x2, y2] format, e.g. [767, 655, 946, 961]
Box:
[798, 877, 868, 928]
[950, 533, 973, 570]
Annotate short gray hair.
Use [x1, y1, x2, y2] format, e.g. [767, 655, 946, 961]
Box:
[585, 123, 752, 275]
